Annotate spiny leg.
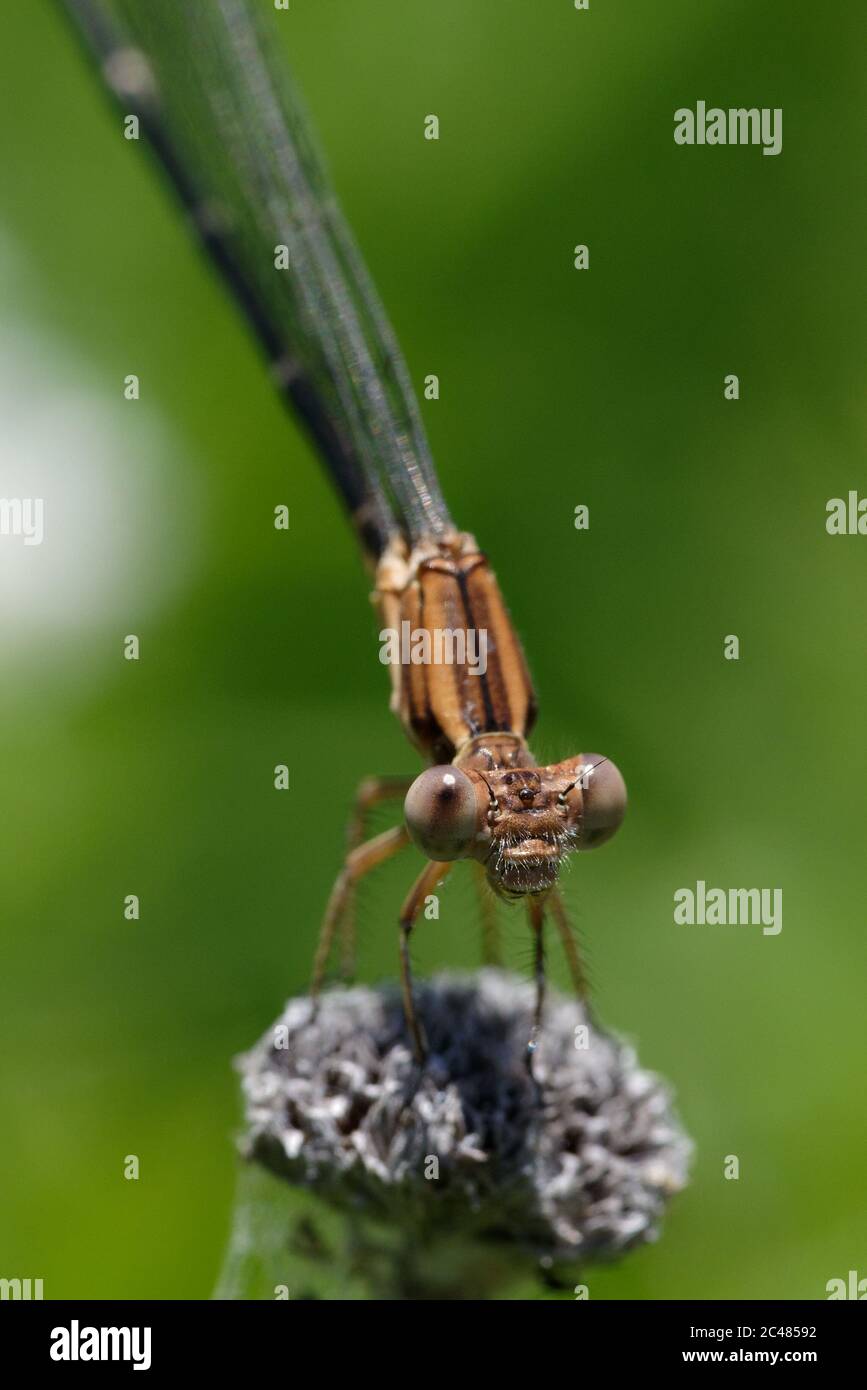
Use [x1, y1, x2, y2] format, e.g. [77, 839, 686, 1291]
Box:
[548, 890, 590, 1000]
[549, 889, 602, 1032]
[310, 824, 409, 1001]
[526, 895, 547, 1072]
[337, 775, 415, 982]
[398, 859, 453, 1064]
[474, 863, 502, 967]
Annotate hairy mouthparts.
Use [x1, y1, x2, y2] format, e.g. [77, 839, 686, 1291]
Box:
[237, 970, 691, 1262]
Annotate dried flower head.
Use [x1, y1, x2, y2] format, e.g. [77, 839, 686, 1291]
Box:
[238, 970, 690, 1273]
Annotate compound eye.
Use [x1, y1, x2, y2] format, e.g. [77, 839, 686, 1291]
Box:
[404, 766, 479, 861]
[576, 753, 627, 849]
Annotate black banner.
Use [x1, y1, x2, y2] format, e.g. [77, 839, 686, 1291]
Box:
[1, 1298, 860, 1373]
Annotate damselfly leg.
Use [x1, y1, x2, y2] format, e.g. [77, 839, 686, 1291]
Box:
[527, 896, 547, 1072]
[310, 773, 451, 1066]
[398, 860, 453, 1064]
[310, 823, 409, 1003]
[549, 889, 591, 1001]
[335, 775, 415, 982]
[475, 865, 502, 967]
[524, 891, 593, 1074]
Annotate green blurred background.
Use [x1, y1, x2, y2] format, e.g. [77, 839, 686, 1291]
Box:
[1, 0, 864, 1299]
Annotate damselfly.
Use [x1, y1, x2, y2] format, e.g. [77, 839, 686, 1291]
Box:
[58, 0, 627, 1063]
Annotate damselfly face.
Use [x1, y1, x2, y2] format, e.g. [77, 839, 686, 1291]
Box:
[404, 751, 626, 898]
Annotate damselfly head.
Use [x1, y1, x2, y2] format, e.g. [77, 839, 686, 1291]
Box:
[483, 752, 627, 897]
[404, 752, 626, 896]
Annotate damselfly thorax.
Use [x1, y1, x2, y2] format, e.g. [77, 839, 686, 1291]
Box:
[374, 529, 536, 764]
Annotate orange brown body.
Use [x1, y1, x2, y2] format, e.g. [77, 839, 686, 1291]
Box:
[376, 531, 626, 901]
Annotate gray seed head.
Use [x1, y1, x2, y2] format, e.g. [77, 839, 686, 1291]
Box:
[238, 970, 691, 1264]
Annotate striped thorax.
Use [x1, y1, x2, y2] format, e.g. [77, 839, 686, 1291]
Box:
[377, 534, 627, 899]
